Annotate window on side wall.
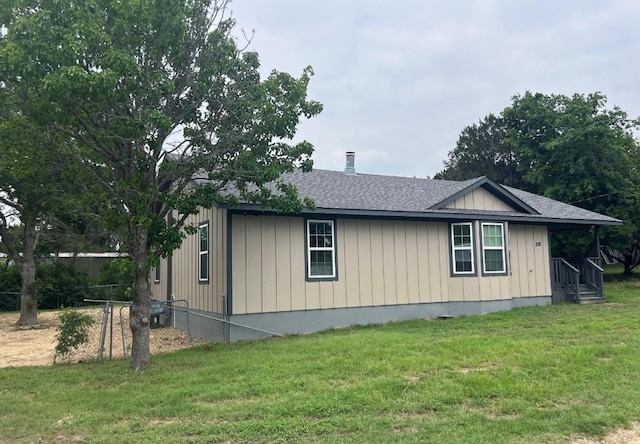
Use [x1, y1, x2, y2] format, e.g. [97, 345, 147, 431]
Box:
[306, 220, 337, 280]
[154, 265, 160, 283]
[198, 221, 209, 282]
[481, 222, 506, 274]
[451, 222, 475, 275]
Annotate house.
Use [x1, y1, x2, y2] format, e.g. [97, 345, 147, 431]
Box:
[152, 152, 621, 342]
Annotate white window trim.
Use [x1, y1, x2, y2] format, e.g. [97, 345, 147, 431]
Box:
[306, 219, 336, 279]
[481, 222, 506, 274]
[198, 221, 209, 282]
[451, 222, 475, 275]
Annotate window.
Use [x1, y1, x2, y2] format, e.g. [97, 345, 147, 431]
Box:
[451, 222, 475, 275]
[482, 223, 506, 274]
[154, 265, 160, 283]
[306, 220, 336, 279]
[198, 221, 209, 282]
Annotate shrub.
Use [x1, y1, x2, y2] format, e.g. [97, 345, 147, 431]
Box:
[0, 265, 21, 292]
[0, 266, 21, 311]
[97, 258, 134, 286]
[92, 258, 135, 301]
[37, 262, 92, 309]
[0, 262, 93, 311]
[54, 307, 95, 363]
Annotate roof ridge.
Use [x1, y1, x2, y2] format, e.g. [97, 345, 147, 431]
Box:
[305, 168, 485, 184]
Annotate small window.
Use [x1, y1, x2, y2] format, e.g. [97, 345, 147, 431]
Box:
[482, 223, 506, 274]
[198, 221, 209, 282]
[154, 265, 161, 283]
[306, 220, 336, 279]
[451, 222, 475, 275]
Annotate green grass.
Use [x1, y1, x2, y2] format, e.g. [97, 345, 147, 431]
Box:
[2, 283, 640, 443]
[604, 263, 639, 282]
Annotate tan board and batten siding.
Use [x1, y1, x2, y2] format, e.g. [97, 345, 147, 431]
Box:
[150, 206, 227, 313]
[445, 187, 516, 211]
[151, 186, 551, 316]
[231, 215, 551, 315]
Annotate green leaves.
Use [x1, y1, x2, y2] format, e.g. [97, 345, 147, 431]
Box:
[4, 0, 322, 258]
[2, 0, 322, 364]
[54, 307, 95, 363]
[437, 91, 640, 264]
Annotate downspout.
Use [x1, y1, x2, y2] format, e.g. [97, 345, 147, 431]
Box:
[167, 211, 174, 327]
[224, 209, 233, 343]
[548, 227, 556, 303]
[166, 254, 173, 300]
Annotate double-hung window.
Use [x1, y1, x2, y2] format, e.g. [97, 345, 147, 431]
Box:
[451, 222, 475, 275]
[481, 223, 506, 274]
[198, 221, 209, 282]
[307, 220, 336, 279]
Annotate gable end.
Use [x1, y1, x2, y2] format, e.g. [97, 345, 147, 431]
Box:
[431, 177, 540, 215]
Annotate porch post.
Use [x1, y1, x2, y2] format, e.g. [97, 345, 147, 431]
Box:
[594, 225, 601, 264]
[594, 225, 604, 298]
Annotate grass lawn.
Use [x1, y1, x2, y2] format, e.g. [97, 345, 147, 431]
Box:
[1, 281, 640, 443]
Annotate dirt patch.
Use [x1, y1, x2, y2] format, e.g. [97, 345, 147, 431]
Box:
[570, 423, 640, 444]
[0, 307, 200, 367]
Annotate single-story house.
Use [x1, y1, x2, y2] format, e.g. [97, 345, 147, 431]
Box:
[152, 152, 621, 342]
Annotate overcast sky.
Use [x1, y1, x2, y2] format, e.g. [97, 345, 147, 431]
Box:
[229, 0, 640, 179]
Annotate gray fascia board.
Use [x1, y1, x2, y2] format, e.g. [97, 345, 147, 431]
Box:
[227, 204, 622, 227]
[430, 177, 540, 215]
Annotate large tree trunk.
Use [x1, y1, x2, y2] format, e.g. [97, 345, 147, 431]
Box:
[16, 220, 38, 326]
[129, 225, 152, 371]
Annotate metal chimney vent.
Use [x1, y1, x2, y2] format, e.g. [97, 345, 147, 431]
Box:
[344, 151, 356, 175]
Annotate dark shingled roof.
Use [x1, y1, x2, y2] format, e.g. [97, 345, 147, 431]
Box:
[273, 169, 621, 226]
[276, 169, 484, 212]
[201, 167, 621, 226]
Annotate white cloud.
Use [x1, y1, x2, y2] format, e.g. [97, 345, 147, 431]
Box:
[230, 0, 640, 178]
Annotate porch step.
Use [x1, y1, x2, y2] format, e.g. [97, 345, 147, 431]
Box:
[577, 296, 606, 304]
[566, 285, 605, 304]
[567, 288, 595, 295]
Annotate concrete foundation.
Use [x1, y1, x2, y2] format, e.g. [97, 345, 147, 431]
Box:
[173, 296, 551, 343]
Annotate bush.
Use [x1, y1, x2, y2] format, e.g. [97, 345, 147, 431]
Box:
[0, 266, 21, 311]
[0, 262, 93, 311]
[37, 262, 92, 309]
[93, 258, 134, 301]
[97, 258, 134, 286]
[0, 265, 21, 292]
[54, 307, 95, 363]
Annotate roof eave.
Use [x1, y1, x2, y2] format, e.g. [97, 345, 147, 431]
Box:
[226, 204, 622, 226]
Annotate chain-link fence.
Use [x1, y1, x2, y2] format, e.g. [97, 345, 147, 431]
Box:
[0, 285, 130, 313]
[63, 302, 199, 363]
[85, 284, 131, 303]
[0, 302, 200, 367]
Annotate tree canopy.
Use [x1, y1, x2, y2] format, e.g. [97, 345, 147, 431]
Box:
[0, 83, 92, 325]
[436, 92, 640, 271]
[0, 0, 322, 369]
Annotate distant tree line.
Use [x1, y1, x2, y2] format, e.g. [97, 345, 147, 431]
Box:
[0, 258, 134, 312]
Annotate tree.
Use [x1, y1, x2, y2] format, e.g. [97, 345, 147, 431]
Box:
[0, 0, 322, 369]
[435, 114, 524, 189]
[505, 92, 640, 269]
[436, 92, 640, 272]
[0, 100, 78, 325]
[0, 78, 100, 325]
